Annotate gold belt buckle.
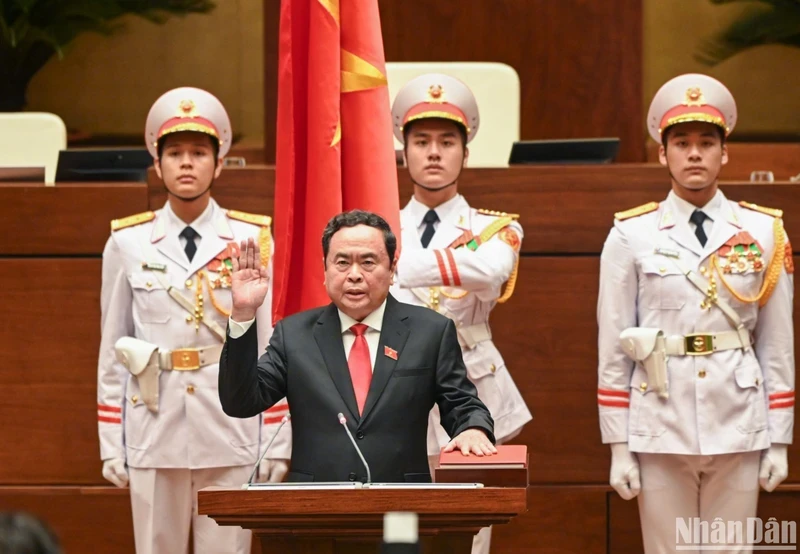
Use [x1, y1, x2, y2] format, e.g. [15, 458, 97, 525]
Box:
[684, 334, 714, 356]
[171, 348, 200, 370]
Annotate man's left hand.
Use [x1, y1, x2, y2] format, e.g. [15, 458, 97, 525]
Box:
[257, 459, 289, 483]
[444, 429, 497, 456]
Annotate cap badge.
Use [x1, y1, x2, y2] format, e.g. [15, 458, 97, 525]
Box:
[178, 99, 197, 118]
[427, 84, 445, 103]
[683, 87, 705, 107]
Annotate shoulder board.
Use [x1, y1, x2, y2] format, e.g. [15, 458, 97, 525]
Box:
[614, 202, 658, 221]
[476, 208, 520, 219]
[111, 211, 155, 232]
[739, 201, 783, 218]
[227, 210, 272, 227]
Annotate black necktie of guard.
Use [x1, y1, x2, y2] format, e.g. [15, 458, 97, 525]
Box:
[420, 210, 439, 248]
[180, 226, 199, 261]
[689, 210, 709, 247]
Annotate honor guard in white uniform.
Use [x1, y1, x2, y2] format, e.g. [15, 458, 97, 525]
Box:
[389, 74, 532, 554]
[97, 87, 291, 554]
[597, 74, 794, 553]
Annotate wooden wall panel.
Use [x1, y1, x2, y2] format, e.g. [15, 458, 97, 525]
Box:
[263, 0, 644, 163]
[0, 259, 102, 484]
[0, 184, 147, 255]
[0, 165, 774, 258]
[149, 165, 800, 255]
[147, 166, 275, 216]
[492, 487, 608, 554]
[0, 487, 135, 554]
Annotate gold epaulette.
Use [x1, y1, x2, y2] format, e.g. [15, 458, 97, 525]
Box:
[111, 211, 155, 231]
[614, 202, 658, 221]
[477, 208, 520, 219]
[227, 210, 272, 227]
[739, 201, 783, 219]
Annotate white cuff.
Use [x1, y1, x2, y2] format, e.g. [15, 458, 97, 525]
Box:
[228, 317, 255, 339]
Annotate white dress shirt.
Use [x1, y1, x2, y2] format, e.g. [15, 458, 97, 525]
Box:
[668, 188, 722, 245]
[162, 199, 214, 254]
[228, 299, 388, 372]
[406, 193, 464, 240]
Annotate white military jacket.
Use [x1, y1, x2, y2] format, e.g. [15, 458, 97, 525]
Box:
[597, 189, 795, 455]
[97, 199, 291, 469]
[391, 194, 532, 455]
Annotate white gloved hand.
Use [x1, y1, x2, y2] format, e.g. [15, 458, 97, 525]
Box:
[257, 459, 289, 483]
[759, 444, 789, 492]
[609, 443, 641, 500]
[102, 458, 129, 488]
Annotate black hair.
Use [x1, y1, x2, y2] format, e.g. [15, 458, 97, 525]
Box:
[156, 133, 221, 161]
[661, 123, 726, 148]
[402, 119, 468, 152]
[321, 210, 397, 264]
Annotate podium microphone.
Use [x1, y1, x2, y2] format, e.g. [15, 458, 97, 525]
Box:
[337, 413, 372, 484]
[245, 414, 290, 487]
[381, 512, 421, 554]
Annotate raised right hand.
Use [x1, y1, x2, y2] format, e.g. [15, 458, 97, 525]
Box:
[231, 237, 270, 321]
[609, 442, 640, 500]
[102, 458, 129, 488]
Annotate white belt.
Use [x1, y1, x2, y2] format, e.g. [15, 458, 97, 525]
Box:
[664, 330, 751, 356]
[157, 345, 223, 371]
[457, 322, 492, 350]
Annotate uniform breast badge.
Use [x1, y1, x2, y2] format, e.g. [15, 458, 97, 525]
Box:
[716, 231, 765, 274]
[206, 243, 238, 289]
[197, 242, 242, 319]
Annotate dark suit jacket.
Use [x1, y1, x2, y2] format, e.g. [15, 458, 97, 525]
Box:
[219, 294, 495, 483]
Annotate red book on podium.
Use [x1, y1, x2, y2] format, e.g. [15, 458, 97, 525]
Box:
[434, 445, 529, 487]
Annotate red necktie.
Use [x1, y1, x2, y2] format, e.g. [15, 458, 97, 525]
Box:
[348, 323, 372, 415]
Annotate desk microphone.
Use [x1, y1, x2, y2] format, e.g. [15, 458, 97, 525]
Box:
[245, 414, 290, 487]
[337, 413, 372, 484]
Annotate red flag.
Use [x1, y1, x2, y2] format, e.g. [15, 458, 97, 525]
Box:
[273, 0, 400, 324]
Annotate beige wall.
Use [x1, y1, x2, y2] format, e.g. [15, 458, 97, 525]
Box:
[26, 0, 265, 144]
[644, 0, 800, 138]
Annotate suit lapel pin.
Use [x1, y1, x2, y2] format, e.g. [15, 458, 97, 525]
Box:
[384, 346, 398, 360]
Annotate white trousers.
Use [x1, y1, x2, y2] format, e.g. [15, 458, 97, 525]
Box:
[428, 455, 491, 554]
[128, 466, 252, 554]
[637, 451, 760, 554]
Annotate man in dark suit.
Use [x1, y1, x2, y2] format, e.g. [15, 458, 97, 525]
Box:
[219, 210, 496, 483]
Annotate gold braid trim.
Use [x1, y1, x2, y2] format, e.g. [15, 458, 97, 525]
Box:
[203, 271, 231, 318]
[483, 216, 518, 303]
[439, 287, 469, 299]
[711, 218, 786, 307]
[497, 256, 519, 304]
[259, 225, 271, 268]
[479, 216, 514, 244]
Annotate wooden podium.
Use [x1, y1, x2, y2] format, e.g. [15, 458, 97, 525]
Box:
[198, 485, 526, 554]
